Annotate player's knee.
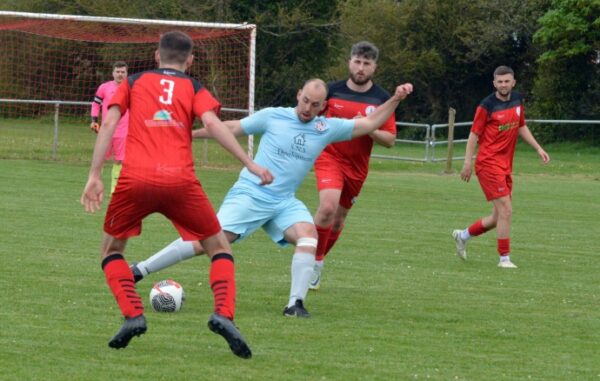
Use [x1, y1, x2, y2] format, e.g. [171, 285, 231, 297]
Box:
[317, 203, 337, 221]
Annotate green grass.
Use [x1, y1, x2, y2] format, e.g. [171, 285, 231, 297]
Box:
[1, 119, 600, 380]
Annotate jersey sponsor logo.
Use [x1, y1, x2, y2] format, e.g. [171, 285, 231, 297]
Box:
[144, 110, 184, 128]
[275, 133, 312, 162]
[153, 110, 172, 120]
[320, 178, 332, 183]
[365, 105, 376, 115]
[498, 121, 519, 132]
[292, 133, 306, 153]
[332, 102, 344, 110]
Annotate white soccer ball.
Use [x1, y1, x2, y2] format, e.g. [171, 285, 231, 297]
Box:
[149, 279, 185, 312]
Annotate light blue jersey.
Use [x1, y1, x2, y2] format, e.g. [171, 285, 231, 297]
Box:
[236, 107, 354, 200]
[217, 107, 354, 245]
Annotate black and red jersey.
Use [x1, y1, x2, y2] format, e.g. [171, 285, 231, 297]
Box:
[319, 80, 396, 178]
[471, 91, 526, 174]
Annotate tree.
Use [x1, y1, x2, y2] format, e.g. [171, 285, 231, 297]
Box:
[1, 0, 342, 108]
[335, 0, 549, 126]
[530, 0, 600, 141]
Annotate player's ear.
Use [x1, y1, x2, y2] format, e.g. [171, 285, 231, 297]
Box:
[154, 50, 160, 65]
[186, 54, 194, 70]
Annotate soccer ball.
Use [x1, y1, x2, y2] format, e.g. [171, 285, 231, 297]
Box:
[149, 279, 185, 312]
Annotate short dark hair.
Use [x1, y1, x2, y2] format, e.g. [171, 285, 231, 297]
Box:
[159, 31, 193, 65]
[494, 65, 514, 77]
[350, 41, 379, 61]
[113, 61, 127, 70]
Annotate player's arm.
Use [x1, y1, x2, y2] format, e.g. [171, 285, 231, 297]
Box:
[352, 83, 413, 138]
[90, 91, 102, 133]
[191, 119, 245, 139]
[369, 130, 396, 148]
[81, 105, 121, 212]
[519, 125, 550, 164]
[201, 111, 273, 185]
[460, 132, 479, 182]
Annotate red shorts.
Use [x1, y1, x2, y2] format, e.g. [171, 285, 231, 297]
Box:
[104, 176, 221, 241]
[314, 153, 365, 209]
[476, 170, 512, 201]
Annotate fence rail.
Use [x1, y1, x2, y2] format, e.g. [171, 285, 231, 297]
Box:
[0, 98, 249, 160]
[1, 99, 599, 162]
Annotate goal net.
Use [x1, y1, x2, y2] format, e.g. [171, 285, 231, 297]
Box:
[0, 11, 256, 165]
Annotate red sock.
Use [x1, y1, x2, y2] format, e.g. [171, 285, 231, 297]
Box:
[323, 228, 342, 258]
[315, 224, 332, 261]
[497, 238, 510, 256]
[102, 254, 143, 318]
[467, 219, 490, 237]
[210, 253, 236, 320]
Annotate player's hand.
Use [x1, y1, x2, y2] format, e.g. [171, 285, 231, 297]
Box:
[537, 147, 550, 164]
[393, 83, 414, 101]
[81, 177, 104, 213]
[90, 122, 100, 133]
[460, 162, 473, 182]
[247, 162, 274, 185]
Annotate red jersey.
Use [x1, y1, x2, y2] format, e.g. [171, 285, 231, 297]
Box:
[319, 80, 396, 179]
[110, 68, 220, 186]
[471, 91, 525, 174]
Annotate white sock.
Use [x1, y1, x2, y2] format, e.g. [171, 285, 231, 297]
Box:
[460, 229, 471, 241]
[138, 238, 196, 276]
[288, 252, 315, 307]
[314, 259, 324, 272]
[500, 255, 511, 262]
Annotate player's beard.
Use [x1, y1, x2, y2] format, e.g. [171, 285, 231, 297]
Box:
[349, 71, 372, 86]
[497, 89, 512, 99]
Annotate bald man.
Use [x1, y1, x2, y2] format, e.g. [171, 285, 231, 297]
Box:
[132, 79, 413, 317]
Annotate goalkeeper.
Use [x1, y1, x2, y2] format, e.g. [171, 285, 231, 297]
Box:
[90, 61, 129, 193]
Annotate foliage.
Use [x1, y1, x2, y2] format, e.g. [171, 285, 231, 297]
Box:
[335, 0, 550, 126]
[225, 1, 341, 106]
[530, 0, 600, 141]
[1, 0, 598, 142]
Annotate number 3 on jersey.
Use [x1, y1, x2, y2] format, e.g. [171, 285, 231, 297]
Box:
[159, 79, 174, 105]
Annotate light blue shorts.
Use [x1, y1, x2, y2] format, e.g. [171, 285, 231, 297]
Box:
[217, 186, 313, 247]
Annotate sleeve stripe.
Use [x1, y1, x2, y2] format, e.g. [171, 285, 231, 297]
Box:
[93, 96, 103, 104]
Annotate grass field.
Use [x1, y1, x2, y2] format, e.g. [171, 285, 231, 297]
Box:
[1, 120, 600, 380]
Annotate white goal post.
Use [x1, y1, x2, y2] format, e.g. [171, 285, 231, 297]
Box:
[0, 11, 256, 158]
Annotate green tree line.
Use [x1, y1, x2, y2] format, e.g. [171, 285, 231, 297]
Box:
[1, 0, 598, 142]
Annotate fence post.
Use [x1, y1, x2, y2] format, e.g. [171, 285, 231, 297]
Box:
[444, 107, 456, 173]
[53, 103, 59, 160]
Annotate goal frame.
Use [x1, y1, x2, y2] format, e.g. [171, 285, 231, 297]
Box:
[0, 10, 257, 157]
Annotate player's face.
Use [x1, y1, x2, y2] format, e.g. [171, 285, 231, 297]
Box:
[112, 67, 128, 84]
[348, 55, 376, 86]
[493, 74, 516, 99]
[295, 88, 326, 123]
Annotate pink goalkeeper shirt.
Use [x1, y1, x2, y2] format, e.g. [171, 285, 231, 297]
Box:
[91, 80, 129, 138]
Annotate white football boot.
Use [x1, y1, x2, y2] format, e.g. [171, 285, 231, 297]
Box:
[452, 230, 467, 260]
